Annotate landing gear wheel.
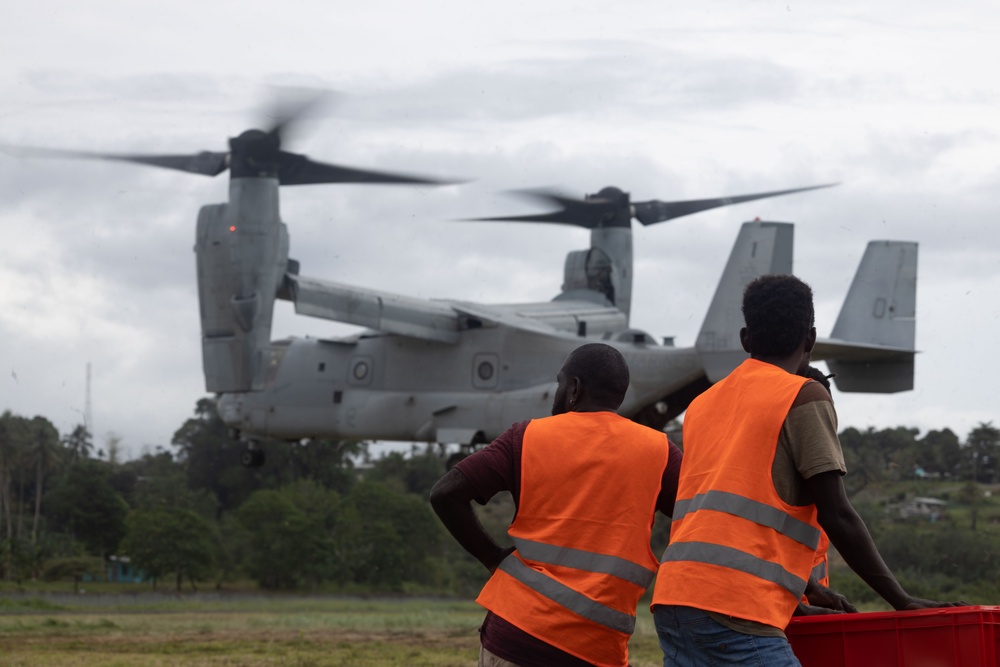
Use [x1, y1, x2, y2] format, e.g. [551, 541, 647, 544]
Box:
[239, 447, 265, 468]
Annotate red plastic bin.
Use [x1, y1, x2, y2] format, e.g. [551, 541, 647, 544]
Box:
[787, 606, 1000, 667]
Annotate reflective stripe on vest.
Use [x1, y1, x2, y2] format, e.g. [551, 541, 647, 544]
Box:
[660, 541, 808, 599]
[498, 555, 636, 635]
[673, 490, 821, 550]
[514, 537, 657, 589]
[811, 560, 828, 582]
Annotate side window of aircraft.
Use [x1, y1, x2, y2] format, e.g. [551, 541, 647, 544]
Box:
[472, 353, 499, 389]
[349, 356, 374, 386]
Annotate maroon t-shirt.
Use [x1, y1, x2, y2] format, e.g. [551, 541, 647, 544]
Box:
[456, 419, 683, 666]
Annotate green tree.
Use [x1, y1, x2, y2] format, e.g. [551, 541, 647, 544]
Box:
[284, 438, 366, 494]
[0, 412, 30, 578]
[0, 413, 26, 539]
[917, 428, 961, 477]
[956, 482, 985, 531]
[236, 488, 320, 589]
[25, 416, 62, 545]
[873, 426, 920, 480]
[42, 555, 104, 593]
[839, 427, 884, 496]
[173, 398, 248, 514]
[346, 481, 445, 589]
[212, 512, 253, 589]
[44, 459, 129, 557]
[366, 449, 446, 497]
[963, 422, 1000, 483]
[120, 508, 217, 591]
[174, 398, 303, 515]
[114, 449, 216, 516]
[63, 423, 93, 462]
[281, 480, 352, 583]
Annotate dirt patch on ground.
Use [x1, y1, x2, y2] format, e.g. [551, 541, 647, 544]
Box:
[6, 627, 480, 648]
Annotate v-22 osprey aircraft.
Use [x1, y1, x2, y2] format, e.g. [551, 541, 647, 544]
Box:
[2, 100, 917, 467]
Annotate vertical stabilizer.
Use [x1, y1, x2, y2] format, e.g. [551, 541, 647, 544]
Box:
[696, 221, 795, 381]
[823, 241, 917, 392]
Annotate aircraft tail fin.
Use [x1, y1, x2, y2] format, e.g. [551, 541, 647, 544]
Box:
[816, 241, 918, 393]
[696, 220, 794, 381]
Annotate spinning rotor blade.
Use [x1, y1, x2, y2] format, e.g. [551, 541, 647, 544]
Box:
[632, 183, 839, 226]
[469, 183, 837, 230]
[465, 189, 625, 229]
[0, 144, 229, 177]
[262, 88, 337, 142]
[257, 89, 458, 185]
[276, 152, 459, 186]
[3, 89, 461, 186]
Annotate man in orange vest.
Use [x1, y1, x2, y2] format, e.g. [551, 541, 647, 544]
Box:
[651, 275, 964, 666]
[431, 343, 681, 667]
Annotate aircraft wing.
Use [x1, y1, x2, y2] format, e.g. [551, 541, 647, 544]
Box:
[287, 275, 628, 343]
[449, 299, 628, 337]
[286, 274, 462, 344]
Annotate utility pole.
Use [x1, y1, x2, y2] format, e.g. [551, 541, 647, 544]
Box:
[85, 362, 93, 437]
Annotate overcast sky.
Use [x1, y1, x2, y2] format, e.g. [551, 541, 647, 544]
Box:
[2, 1, 998, 459]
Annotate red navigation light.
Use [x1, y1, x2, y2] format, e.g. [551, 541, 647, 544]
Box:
[229, 225, 237, 232]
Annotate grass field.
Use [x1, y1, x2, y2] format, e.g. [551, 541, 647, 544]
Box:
[0, 592, 665, 666]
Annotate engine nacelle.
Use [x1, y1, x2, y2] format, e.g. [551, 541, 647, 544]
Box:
[195, 178, 288, 392]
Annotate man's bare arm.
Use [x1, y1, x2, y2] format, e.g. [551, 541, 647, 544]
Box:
[805, 470, 965, 610]
[430, 468, 513, 573]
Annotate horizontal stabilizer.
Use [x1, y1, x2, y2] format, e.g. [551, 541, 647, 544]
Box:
[824, 358, 914, 392]
[696, 221, 795, 381]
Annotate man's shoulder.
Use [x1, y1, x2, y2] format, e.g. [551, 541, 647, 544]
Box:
[791, 380, 834, 409]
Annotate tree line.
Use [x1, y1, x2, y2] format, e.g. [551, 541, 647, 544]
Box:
[0, 401, 998, 598]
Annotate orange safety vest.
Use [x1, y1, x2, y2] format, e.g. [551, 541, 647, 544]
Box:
[801, 530, 831, 605]
[477, 411, 669, 667]
[812, 530, 830, 587]
[652, 358, 822, 630]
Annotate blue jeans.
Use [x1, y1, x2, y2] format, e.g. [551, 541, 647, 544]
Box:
[653, 605, 801, 667]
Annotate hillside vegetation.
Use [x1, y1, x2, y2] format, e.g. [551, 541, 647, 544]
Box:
[0, 402, 997, 605]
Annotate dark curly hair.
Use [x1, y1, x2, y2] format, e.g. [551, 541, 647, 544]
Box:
[742, 275, 815, 358]
[563, 343, 630, 407]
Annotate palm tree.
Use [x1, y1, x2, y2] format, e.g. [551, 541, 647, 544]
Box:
[0, 412, 30, 579]
[0, 412, 28, 540]
[27, 417, 62, 545]
[63, 424, 93, 463]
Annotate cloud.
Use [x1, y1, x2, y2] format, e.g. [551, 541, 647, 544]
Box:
[2, 1, 999, 456]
